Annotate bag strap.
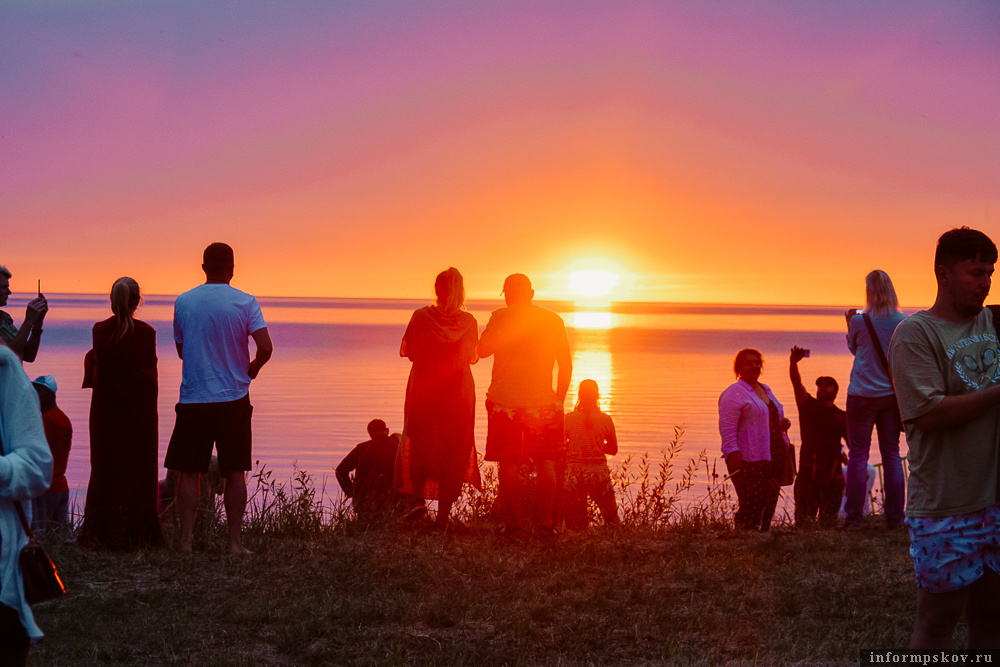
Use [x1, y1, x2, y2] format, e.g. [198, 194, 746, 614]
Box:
[0, 432, 36, 538]
[863, 312, 891, 376]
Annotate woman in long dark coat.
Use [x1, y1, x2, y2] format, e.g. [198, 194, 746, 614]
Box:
[395, 267, 482, 529]
[79, 277, 162, 549]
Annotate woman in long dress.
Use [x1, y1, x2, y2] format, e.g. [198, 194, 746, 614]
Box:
[79, 277, 162, 549]
[395, 267, 482, 530]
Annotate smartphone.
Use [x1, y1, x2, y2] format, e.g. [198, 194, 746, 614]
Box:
[802, 349, 811, 358]
[37, 279, 41, 297]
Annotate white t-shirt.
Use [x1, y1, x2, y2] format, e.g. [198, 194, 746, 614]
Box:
[173, 283, 267, 404]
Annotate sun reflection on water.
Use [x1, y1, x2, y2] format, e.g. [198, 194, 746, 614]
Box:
[570, 311, 615, 330]
[570, 327, 614, 412]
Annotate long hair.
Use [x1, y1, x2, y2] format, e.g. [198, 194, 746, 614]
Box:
[110, 277, 141, 341]
[574, 379, 601, 430]
[435, 267, 465, 313]
[865, 270, 899, 318]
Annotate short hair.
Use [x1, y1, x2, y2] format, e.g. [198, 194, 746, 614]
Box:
[934, 227, 997, 270]
[815, 376, 839, 391]
[732, 348, 763, 378]
[864, 270, 899, 317]
[367, 419, 387, 438]
[434, 267, 465, 312]
[0, 265, 10, 279]
[203, 242, 235, 274]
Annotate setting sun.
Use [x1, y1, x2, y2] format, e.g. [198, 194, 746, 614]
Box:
[568, 270, 620, 298]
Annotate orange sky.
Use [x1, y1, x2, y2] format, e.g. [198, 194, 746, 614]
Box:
[2, 2, 997, 306]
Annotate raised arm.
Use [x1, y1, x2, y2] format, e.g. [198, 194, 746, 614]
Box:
[789, 346, 810, 408]
[8, 296, 47, 362]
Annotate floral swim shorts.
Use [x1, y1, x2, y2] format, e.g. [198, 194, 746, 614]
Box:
[484, 400, 565, 463]
[565, 461, 615, 499]
[906, 503, 1000, 593]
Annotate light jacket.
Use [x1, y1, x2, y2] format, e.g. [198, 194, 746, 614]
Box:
[719, 378, 789, 462]
[0, 344, 53, 639]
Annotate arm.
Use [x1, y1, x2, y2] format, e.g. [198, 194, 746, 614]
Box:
[175, 342, 183, 359]
[7, 296, 47, 362]
[477, 317, 496, 359]
[0, 349, 52, 500]
[603, 416, 618, 457]
[844, 308, 858, 329]
[911, 385, 1000, 432]
[718, 387, 743, 459]
[335, 447, 360, 498]
[555, 322, 572, 405]
[788, 346, 810, 408]
[248, 327, 273, 379]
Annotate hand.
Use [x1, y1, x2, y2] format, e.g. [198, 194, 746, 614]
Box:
[248, 359, 262, 380]
[25, 295, 48, 326]
[790, 346, 807, 363]
[845, 308, 858, 327]
[724, 451, 742, 476]
[780, 418, 791, 432]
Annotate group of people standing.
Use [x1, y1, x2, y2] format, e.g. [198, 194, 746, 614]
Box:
[720, 227, 1000, 650]
[0, 243, 272, 658]
[720, 269, 907, 533]
[338, 268, 620, 535]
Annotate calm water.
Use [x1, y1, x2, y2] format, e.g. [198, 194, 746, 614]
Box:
[12, 294, 910, 509]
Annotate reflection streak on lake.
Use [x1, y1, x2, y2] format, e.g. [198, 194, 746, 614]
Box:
[11, 294, 910, 509]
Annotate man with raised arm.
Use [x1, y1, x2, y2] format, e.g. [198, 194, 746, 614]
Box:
[164, 243, 273, 555]
[478, 273, 572, 538]
[888, 227, 1000, 649]
[788, 346, 847, 528]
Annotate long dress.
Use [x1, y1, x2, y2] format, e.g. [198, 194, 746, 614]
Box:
[79, 317, 163, 549]
[395, 306, 482, 504]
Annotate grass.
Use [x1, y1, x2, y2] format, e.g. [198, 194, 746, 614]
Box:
[28, 433, 929, 666]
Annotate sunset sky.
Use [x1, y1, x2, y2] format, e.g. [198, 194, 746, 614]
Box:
[2, 1, 997, 305]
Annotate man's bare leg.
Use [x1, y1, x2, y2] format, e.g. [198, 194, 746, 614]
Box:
[966, 566, 1000, 648]
[498, 461, 524, 528]
[224, 470, 251, 555]
[535, 459, 557, 529]
[911, 586, 966, 649]
[176, 472, 200, 554]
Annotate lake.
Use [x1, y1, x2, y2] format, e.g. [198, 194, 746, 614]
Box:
[11, 293, 908, 512]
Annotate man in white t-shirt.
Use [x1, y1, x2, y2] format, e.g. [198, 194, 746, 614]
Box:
[164, 243, 273, 555]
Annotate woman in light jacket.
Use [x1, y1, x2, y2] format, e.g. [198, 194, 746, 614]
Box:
[842, 270, 907, 529]
[719, 348, 791, 531]
[0, 343, 53, 663]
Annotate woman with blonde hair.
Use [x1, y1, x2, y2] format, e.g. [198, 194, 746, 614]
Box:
[395, 268, 482, 530]
[79, 277, 162, 548]
[842, 270, 907, 529]
[563, 379, 619, 528]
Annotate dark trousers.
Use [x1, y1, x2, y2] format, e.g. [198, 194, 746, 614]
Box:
[731, 460, 780, 531]
[794, 464, 845, 527]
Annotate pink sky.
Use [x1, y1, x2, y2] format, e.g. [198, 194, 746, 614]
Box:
[2, 1, 998, 305]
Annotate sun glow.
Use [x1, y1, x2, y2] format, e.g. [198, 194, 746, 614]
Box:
[568, 270, 620, 298]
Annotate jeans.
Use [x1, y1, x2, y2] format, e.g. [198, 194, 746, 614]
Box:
[845, 394, 905, 526]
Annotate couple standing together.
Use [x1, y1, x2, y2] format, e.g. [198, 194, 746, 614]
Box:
[397, 269, 571, 535]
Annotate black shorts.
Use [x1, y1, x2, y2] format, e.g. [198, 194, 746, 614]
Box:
[165, 395, 253, 475]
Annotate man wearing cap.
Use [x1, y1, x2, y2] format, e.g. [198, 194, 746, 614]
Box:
[479, 273, 572, 537]
[164, 242, 273, 555]
[31, 375, 72, 531]
[788, 347, 848, 528]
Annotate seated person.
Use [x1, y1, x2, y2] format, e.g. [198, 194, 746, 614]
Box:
[562, 380, 620, 529]
[336, 419, 404, 520]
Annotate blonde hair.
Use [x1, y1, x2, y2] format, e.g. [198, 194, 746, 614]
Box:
[434, 267, 465, 313]
[865, 270, 899, 318]
[110, 277, 141, 341]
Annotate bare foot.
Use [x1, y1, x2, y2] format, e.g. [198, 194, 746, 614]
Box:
[228, 543, 253, 556]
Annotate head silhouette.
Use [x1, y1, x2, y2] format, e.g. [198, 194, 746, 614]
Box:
[864, 270, 899, 317]
[202, 242, 235, 282]
[367, 419, 388, 439]
[110, 277, 141, 341]
[435, 267, 465, 312]
[502, 273, 533, 306]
